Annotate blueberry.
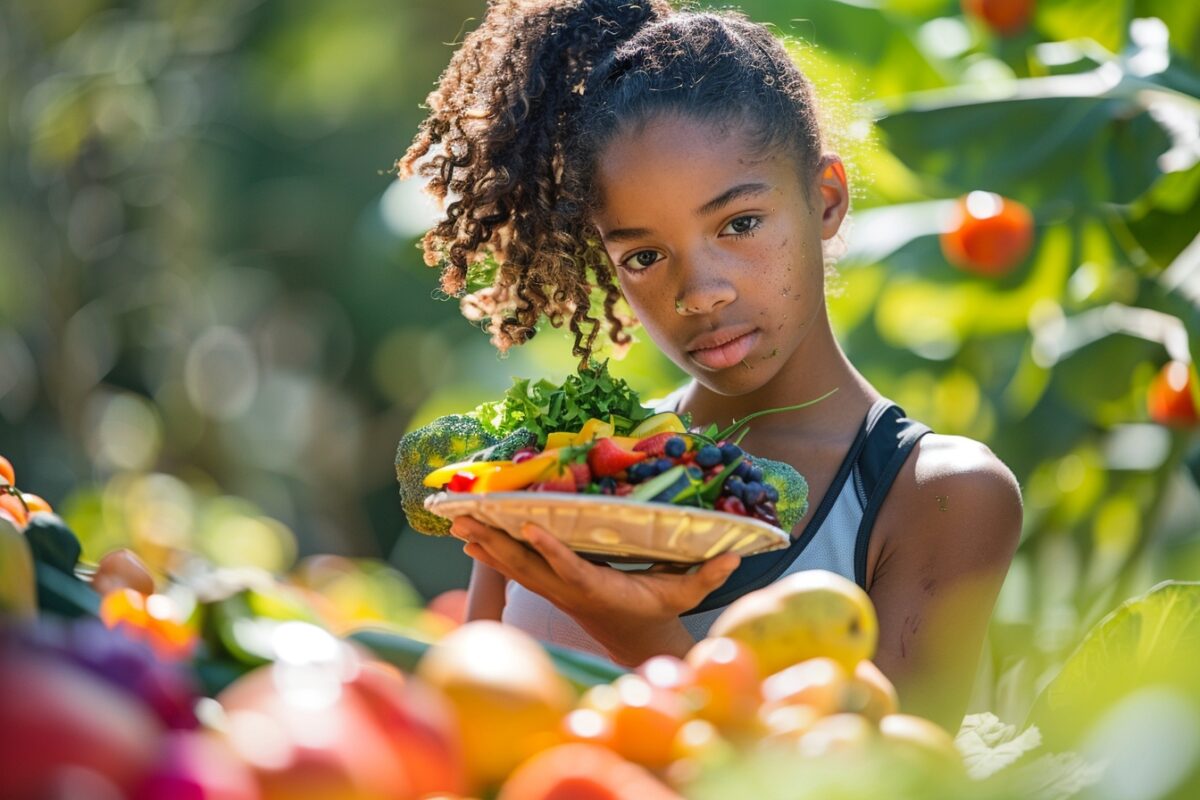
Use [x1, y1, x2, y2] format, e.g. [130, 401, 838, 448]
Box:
[655, 458, 675, 473]
[746, 465, 764, 484]
[664, 436, 687, 458]
[719, 443, 743, 464]
[598, 477, 618, 494]
[763, 483, 779, 503]
[724, 476, 746, 499]
[627, 463, 646, 482]
[685, 465, 703, 480]
[743, 482, 766, 506]
[696, 444, 722, 469]
[734, 461, 753, 480]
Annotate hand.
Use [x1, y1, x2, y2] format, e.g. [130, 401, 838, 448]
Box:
[450, 516, 740, 665]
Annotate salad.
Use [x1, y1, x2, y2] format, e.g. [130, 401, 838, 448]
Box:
[397, 361, 824, 538]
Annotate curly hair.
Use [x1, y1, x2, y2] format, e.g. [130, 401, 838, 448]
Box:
[398, 0, 826, 366]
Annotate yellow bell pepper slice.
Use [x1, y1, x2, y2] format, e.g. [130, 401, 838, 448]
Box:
[423, 460, 509, 489]
[545, 431, 576, 449]
[573, 417, 616, 445]
[630, 411, 687, 438]
[471, 452, 560, 493]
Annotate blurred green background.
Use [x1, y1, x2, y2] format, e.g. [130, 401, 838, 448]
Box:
[1, 0, 1198, 746]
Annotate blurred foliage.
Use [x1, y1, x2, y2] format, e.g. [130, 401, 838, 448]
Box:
[2, 0, 1200, 790]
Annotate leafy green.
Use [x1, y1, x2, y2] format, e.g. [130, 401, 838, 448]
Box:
[955, 712, 1044, 780]
[1028, 580, 1200, 750]
[469, 359, 654, 446]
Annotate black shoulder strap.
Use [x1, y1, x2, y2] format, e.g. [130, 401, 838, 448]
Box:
[852, 405, 932, 588]
[682, 398, 894, 616]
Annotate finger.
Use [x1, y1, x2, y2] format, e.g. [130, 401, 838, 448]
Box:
[679, 552, 741, 607]
[520, 523, 593, 586]
[451, 516, 503, 540]
[467, 522, 566, 596]
[463, 541, 505, 573]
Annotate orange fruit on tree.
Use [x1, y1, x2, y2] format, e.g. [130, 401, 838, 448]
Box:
[683, 637, 761, 730]
[940, 191, 1034, 277]
[1147, 361, 1199, 427]
[961, 0, 1034, 37]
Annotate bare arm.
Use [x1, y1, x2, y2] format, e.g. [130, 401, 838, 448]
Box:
[867, 436, 1022, 731]
[465, 559, 508, 621]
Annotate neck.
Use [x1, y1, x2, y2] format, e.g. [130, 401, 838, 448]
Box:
[678, 303, 879, 441]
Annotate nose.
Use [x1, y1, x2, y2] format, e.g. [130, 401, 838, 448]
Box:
[674, 273, 736, 316]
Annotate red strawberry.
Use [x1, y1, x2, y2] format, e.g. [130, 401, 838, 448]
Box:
[588, 437, 648, 478]
[567, 462, 592, 488]
[633, 432, 676, 457]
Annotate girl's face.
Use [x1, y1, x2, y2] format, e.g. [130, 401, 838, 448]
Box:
[592, 112, 848, 396]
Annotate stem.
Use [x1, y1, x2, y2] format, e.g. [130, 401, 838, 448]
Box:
[713, 387, 840, 443]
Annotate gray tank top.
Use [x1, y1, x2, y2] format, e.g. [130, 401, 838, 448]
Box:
[501, 393, 931, 658]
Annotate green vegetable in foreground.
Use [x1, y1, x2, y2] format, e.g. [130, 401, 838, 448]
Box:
[396, 414, 497, 535]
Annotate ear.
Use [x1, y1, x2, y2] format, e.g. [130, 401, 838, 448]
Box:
[814, 154, 850, 240]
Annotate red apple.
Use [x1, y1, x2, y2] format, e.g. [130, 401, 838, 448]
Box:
[217, 627, 465, 800]
[0, 653, 163, 797]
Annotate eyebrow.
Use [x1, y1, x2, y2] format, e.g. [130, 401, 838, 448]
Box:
[603, 181, 774, 243]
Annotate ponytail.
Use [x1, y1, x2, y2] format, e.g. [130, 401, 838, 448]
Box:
[398, 0, 670, 363]
[399, 1, 827, 366]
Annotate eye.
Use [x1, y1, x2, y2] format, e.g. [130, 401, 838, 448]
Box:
[621, 250, 662, 270]
[722, 215, 761, 236]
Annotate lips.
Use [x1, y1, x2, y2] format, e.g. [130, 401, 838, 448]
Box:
[685, 324, 760, 353]
[687, 326, 762, 370]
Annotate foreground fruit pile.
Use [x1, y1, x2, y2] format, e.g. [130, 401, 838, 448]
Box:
[2, 452, 981, 799]
[5, 453, 1119, 798]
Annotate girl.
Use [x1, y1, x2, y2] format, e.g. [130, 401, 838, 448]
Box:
[397, 0, 1022, 730]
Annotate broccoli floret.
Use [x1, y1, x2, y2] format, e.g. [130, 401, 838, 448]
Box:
[395, 414, 498, 536]
[756, 456, 809, 534]
[468, 428, 538, 463]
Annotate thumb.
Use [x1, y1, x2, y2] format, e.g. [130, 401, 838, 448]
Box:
[692, 552, 741, 594]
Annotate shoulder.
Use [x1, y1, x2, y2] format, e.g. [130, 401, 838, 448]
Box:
[873, 432, 1023, 572]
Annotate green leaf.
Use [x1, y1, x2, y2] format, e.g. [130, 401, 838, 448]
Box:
[874, 69, 1178, 207]
[1028, 581, 1200, 749]
[955, 712, 1044, 780]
